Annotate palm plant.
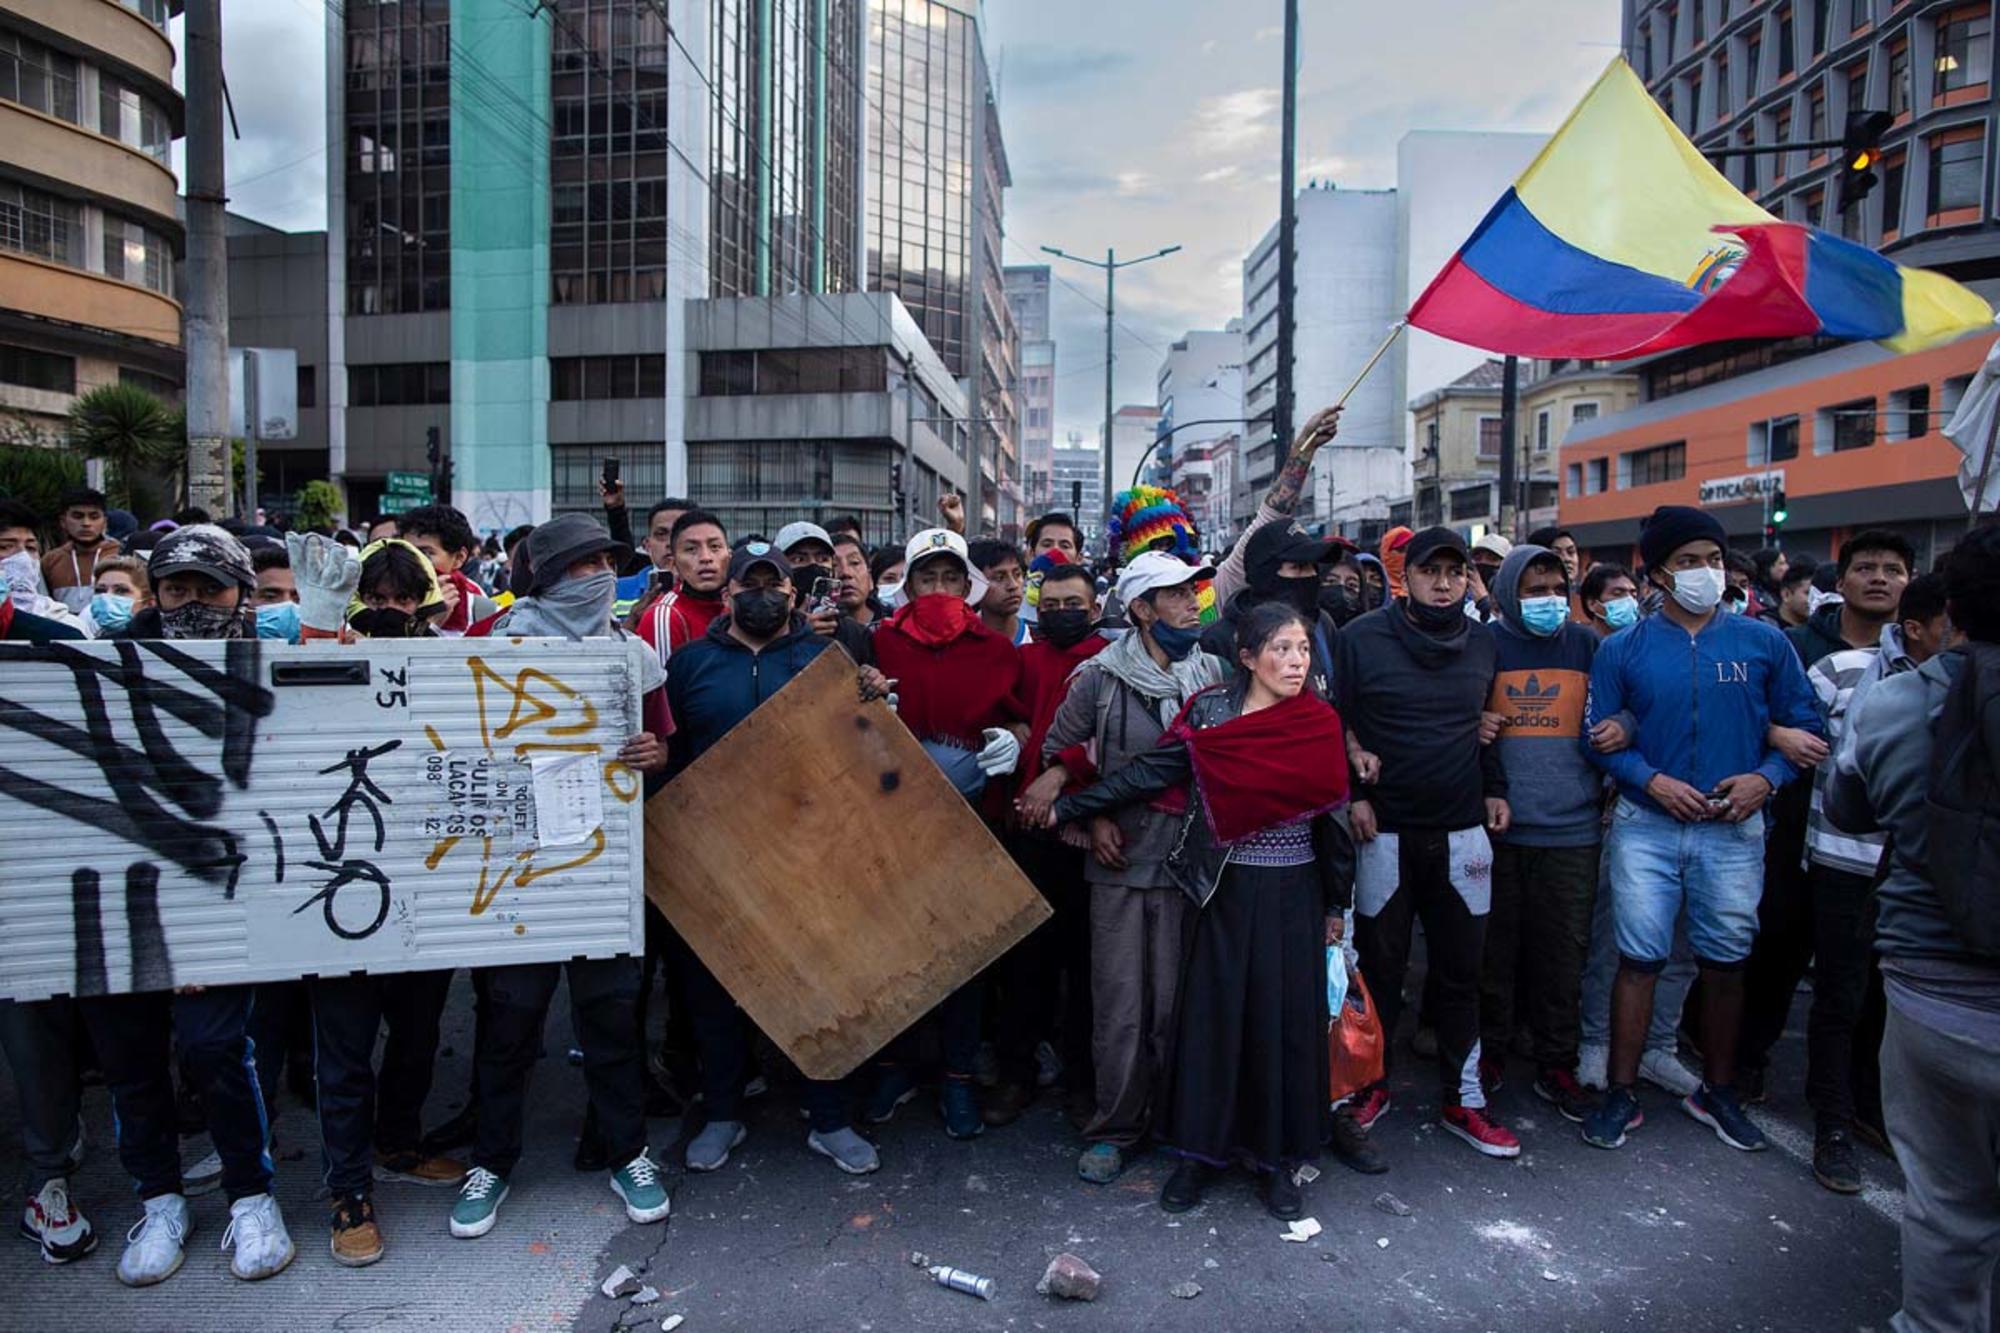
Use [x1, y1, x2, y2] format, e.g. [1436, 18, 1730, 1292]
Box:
[67, 382, 182, 515]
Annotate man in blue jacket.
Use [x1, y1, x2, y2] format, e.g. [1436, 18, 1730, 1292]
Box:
[663, 541, 884, 1178]
[1581, 506, 1822, 1155]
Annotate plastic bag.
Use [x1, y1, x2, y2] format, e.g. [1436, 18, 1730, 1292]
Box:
[1325, 945, 1349, 1015]
[1328, 966, 1386, 1104]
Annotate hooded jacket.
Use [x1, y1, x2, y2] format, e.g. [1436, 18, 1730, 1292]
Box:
[1786, 601, 1860, 669]
[1333, 602, 1506, 834]
[1586, 605, 1822, 811]
[664, 614, 829, 774]
[1484, 545, 1602, 847]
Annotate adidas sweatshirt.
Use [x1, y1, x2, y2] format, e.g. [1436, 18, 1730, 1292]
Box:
[1486, 546, 1603, 848]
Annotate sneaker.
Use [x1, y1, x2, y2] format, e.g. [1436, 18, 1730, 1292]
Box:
[1683, 1084, 1767, 1152]
[940, 1079, 984, 1140]
[449, 1167, 509, 1239]
[1262, 1169, 1305, 1221]
[20, 1177, 96, 1264]
[1581, 1085, 1644, 1149]
[807, 1127, 881, 1175]
[1813, 1129, 1863, 1195]
[373, 1149, 466, 1186]
[1532, 1067, 1596, 1124]
[981, 1081, 1033, 1128]
[865, 1067, 918, 1124]
[1639, 1048, 1701, 1098]
[1033, 1040, 1064, 1089]
[420, 1105, 478, 1155]
[1328, 1105, 1390, 1174]
[1077, 1142, 1124, 1184]
[610, 1149, 671, 1224]
[742, 1073, 769, 1099]
[182, 1143, 222, 1198]
[1410, 1025, 1438, 1058]
[1441, 1105, 1521, 1158]
[1575, 1043, 1609, 1091]
[1159, 1159, 1213, 1214]
[1350, 1085, 1391, 1132]
[117, 1193, 191, 1286]
[1478, 1055, 1506, 1096]
[329, 1193, 383, 1268]
[686, 1120, 747, 1172]
[221, 1193, 295, 1281]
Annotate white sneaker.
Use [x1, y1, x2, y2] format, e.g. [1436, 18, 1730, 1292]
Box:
[221, 1193, 295, 1281]
[182, 1140, 222, 1197]
[1639, 1048, 1701, 1098]
[117, 1193, 191, 1287]
[1576, 1043, 1609, 1091]
[21, 1177, 96, 1264]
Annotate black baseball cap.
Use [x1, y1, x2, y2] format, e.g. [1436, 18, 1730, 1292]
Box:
[1404, 526, 1472, 569]
[1245, 521, 1341, 591]
[727, 540, 790, 583]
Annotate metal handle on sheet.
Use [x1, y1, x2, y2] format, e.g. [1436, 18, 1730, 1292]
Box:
[269, 661, 371, 687]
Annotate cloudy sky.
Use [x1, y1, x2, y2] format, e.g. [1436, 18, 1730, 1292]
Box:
[204, 1, 1619, 446]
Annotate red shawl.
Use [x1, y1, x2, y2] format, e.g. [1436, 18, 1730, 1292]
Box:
[1167, 689, 1349, 845]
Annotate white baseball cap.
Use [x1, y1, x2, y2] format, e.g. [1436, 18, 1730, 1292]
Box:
[1472, 533, 1514, 560]
[773, 521, 834, 556]
[901, 527, 988, 605]
[1116, 549, 1214, 605]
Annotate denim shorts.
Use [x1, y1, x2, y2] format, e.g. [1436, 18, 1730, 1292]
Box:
[1605, 796, 1766, 968]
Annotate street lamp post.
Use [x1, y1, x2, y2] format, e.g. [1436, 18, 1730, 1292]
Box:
[1039, 243, 1182, 544]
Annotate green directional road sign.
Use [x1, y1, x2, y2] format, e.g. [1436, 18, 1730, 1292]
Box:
[386, 470, 433, 498]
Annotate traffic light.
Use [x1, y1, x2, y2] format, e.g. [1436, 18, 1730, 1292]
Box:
[1770, 485, 1789, 526]
[1836, 110, 1894, 213]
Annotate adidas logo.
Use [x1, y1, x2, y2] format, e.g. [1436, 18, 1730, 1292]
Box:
[1504, 674, 1562, 714]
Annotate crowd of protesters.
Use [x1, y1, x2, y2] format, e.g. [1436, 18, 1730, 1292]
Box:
[1, 409, 1996, 1332]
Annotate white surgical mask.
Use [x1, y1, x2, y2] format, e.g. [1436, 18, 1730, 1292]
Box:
[1670, 566, 1726, 615]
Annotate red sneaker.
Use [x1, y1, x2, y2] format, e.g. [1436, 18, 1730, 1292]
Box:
[1441, 1105, 1521, 1158]
[1350, 1085, 1391, 1131]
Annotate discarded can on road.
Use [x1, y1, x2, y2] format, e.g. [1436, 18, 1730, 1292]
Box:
[928, 1265, 996, 1300]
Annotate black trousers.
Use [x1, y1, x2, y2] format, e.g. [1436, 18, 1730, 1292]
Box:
[668, 932, 851, 1132]
[1355, 830, 1489, 1108]
[993, 836, 1094, 1089]
[81, 987, 272, 1202]
[1803, 865, 1877, 1131]
[309, 969, 454, 1196]
[472, 957, 645, 1178]
[1481, 842, 1600, 1071]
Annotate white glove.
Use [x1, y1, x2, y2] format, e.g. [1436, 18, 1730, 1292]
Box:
[288, 531, 361, 632]
[975, 726, 1021, 778]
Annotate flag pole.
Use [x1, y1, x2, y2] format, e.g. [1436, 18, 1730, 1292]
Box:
[1332, 321, 1409, 411]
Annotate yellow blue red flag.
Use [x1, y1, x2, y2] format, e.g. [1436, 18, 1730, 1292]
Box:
[1407, 58, 1992, 359]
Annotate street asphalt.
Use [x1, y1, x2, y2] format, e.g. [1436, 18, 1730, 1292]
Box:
[1, 971, 1904, 1332]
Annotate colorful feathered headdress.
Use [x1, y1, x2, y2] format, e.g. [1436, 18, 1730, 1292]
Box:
[1107, 485, 1216, 623]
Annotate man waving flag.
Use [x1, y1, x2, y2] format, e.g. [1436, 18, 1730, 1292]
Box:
[1408, 58, 1992, 360]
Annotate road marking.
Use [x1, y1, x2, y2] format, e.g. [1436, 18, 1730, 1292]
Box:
[1750, 1110, 1904, 1225]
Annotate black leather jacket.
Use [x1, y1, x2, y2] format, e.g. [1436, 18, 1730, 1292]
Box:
[1053, 679, 1355, 911]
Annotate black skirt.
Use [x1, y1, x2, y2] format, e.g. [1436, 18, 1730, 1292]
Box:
[1160, 861, 1331, 1172]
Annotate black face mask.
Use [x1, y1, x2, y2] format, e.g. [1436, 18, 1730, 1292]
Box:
[1404, 596, 1466, 634]
[1272, 573, 1322, 621]
[347, 606, 423, 638]
[1036, 607, 1094, 649]
[732, 588, 792, 637]
[1318, 582, 1359, 627]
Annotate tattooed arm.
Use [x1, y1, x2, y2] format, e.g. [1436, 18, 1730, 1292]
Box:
[1211, 405, 1343, 608]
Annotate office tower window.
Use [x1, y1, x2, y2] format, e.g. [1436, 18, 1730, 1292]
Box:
[1933, 9, 1992, 97]
[344, 0, 452, 314]
[1928, 128, 1984, 214]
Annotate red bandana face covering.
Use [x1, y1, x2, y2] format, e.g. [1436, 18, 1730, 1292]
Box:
[896, 593, 977, 647]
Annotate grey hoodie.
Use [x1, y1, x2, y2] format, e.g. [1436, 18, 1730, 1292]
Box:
[1483, 545, 1602, 847]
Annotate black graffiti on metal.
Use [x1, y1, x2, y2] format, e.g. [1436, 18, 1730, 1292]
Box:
[292, 738, 403, 939]
[0, 639, 272, 892]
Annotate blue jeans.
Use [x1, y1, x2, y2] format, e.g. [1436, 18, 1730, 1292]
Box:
[1606, 798, 1766, 968]
[1578, 853, 1696, 1053]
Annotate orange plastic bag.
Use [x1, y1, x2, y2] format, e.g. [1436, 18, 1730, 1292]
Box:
[1328, 966, 1386, 1104]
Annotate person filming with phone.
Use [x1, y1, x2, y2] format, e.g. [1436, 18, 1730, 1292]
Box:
[775, 521, 871, 662]
[1579, 505, 1822, 1158]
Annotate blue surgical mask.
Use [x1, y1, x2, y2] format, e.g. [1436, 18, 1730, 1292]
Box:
[257, 601, 303, 642]
[1147, 619, 1205, 662]
[1519, 595, 1569, 637]
[88, 592, 135, 632]
[1601, 595, 1640, 630]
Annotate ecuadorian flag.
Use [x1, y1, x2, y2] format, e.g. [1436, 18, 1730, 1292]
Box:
[1407, 58, 1993, 359]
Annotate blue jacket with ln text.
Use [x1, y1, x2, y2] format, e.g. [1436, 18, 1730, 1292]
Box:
[1586, 608, 1822, 812]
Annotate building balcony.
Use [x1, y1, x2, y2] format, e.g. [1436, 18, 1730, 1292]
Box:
[1, 100, 182, 236]
[8, 0, 180, 102]
[0, 249, 181, 347]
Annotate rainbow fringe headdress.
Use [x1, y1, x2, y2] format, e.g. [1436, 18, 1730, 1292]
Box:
[1107, 485, 1217, 623]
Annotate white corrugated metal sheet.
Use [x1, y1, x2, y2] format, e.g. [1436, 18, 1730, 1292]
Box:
[0, 636, 648, 1001]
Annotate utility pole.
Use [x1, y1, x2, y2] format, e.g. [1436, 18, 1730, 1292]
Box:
[182, 0, 231, 515]
[1275, 0, 1299, 484]
[1497, 354, 1520, 539]
[1040, 243, 1180, 548]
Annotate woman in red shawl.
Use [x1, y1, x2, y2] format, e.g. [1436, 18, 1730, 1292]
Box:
[1043, 601, 1352, 1220]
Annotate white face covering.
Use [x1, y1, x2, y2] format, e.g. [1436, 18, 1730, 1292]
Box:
[1670, 566, 1727, 615]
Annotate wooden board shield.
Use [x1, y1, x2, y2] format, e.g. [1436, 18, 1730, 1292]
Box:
[644, 647, 1051, 1080]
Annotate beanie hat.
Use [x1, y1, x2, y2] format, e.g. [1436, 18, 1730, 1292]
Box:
[1107, 485, 1201, 566]
[1638, 505, 1727, 570]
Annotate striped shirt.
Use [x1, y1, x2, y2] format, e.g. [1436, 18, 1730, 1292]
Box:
[1806, 644, 1886, 875]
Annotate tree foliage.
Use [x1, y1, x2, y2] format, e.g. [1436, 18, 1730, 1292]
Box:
[67, 382, 181, 515]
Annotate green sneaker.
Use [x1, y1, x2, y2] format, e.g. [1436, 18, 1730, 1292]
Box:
[1077, 1142, 1124, 1184]
[610, 1149, 670, 1224]
[448, 1167, 508, 1239]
